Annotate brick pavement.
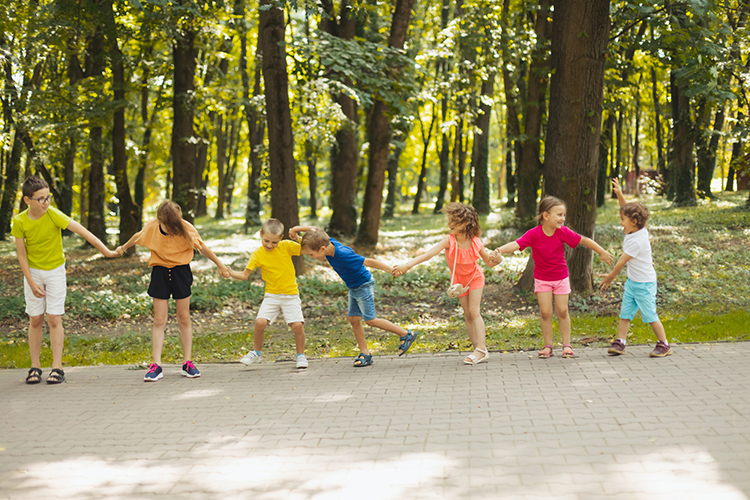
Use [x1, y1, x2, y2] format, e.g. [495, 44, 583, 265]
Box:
[1, 343, 750, 499]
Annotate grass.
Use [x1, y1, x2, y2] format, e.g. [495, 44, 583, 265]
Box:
[1, 191, 749, 368]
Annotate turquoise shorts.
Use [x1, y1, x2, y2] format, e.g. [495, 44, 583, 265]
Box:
[620, 279, 659, 324]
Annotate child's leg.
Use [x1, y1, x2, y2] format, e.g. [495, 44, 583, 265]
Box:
[554, 294, 571, 345]
[349, 316, 370, 354]
[151, 298, 169, 365]
[616, 319, 631, 340]
[650, 320, 667, 343]
[175, 297, 193, 362]
[289, 321, 305, 354]
[536, 291, 554, 347]
[459, 288, 486, 360]
[28, 315, 45, 368]
[47, 314, 64, 370]
[364, 318, 408, 337]
[253, 318, 268, 351]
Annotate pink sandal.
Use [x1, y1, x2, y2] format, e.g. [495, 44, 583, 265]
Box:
[562, 344, 576, 358]
[538, 345, 554, 358]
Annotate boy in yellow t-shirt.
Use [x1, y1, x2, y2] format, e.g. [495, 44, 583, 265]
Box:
[227, 218, 308, 369]
[11, 176, 119, 385]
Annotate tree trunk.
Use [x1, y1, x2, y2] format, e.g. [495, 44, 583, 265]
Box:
[651, 67, 666, 181]
[472, 73, 494, 215]
[454, 118, 465, 203]
[670, 71, 697, 207]
[259, 0, 303, 272]
[726, 112, 744, 192]
[171, 23, 198, 222]
[356, 0, 415, 247]
[697, 105, 724, 198]
[434, 0, 452, 214]
[241, 25, 264, 230]
[384, 139, 406, 219]
[597, 113, 615, 207]
[412, 103, 437, 214]
[544, 0, 610, 293]
[322, 0, 359, 237]
[87, 27, 107, 243]
[515, 0, 550, 227]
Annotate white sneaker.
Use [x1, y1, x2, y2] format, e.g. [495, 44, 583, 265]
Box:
[240, 351, 261, 366]
[296, 354, 308, 369]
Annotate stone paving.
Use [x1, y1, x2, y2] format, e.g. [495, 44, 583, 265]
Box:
[1, 343, 750, 500]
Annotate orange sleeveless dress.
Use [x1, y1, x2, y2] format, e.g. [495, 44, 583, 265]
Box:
[445, 234, 485, 297]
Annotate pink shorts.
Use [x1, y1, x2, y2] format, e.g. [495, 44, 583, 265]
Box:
[534, 277, 571, 295]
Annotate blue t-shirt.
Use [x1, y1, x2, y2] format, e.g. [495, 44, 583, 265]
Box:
[326, 238, 372, 289]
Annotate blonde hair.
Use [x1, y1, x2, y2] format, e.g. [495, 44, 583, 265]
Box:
[442, 202, 481, 239]
[620, 202, 650, 229]
[261, 218, 284, 236]
[300, 227, 330, 250]
[536, 196, 566, 225]
[157, 200, 194, 247]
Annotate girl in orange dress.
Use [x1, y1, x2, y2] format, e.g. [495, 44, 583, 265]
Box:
[393, 203, 502, 364]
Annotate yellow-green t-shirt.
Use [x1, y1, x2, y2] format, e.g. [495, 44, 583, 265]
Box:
[246, 239, 300, 295]
[11, 206, 71, 270]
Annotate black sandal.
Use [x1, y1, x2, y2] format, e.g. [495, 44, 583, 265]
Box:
[26, 367, 42, 384]
[46, 368, 65, 384]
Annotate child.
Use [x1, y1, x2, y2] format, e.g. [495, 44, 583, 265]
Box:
[600, 178, 671, 357]
[226, 218, 308, 369]
[290, 226, 416, 367]
[393, 203, 501, 365]
[496, 196, 614, 358]
[12, 176, 119, 385]
[116, 200, 229, 381]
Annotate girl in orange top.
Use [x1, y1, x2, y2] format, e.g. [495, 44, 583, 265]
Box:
[394, 203, 502, 364]
[116, 200, 229, 381]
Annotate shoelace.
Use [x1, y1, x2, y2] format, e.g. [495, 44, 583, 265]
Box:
[147, 364, 159, 373]
[184, 360, 196, 370]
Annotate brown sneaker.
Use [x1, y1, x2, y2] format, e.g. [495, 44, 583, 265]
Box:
[607, 339, 626, 355]
[649, 341, 673, 358]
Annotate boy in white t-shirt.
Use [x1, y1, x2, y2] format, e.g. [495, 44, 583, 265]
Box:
[601, 178, 671, 358]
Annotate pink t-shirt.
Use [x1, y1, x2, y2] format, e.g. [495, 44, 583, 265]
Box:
[516, 225, 582, 281]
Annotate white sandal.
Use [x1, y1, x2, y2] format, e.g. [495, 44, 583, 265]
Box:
[463, 347, 489, 365]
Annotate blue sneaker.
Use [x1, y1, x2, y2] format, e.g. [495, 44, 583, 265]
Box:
[144, 363, 163, 382]
[181, 360, 201, 378]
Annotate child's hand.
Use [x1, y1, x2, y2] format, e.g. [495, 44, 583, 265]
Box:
[392, 264, 408, 277]
[599, 273, 615, 290]
[611, 178, 622, 197]
[490, 250, 503, 265]
[218, 264, 230, 278]
[115, 246, 125, 257]
[288, 228, 300, 242]
[599, 250, 615, 267]
[28, 280, 46, 298]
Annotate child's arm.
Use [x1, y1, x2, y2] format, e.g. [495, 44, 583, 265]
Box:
[228, 267, 252, 280]
[363, 258, 395, 274]
[67, 220, 120, 258]
[579, 236, 615, 266]
[115, 229, 143, 256]
[393, 237, 450, 277]
[288, 225, 316, 242]
[479, 247, 502, 267]
[611, 178, 626, 208]
[15, 238, 45, 298]
[600, 253, 631, 290]
[495, 241, 521, 255]
[198, 244, 230, 278]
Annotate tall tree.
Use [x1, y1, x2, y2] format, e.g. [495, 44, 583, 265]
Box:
[87, 26, 108, 243]
[356, 0, 415, 247]
[544, 0, 611, 292]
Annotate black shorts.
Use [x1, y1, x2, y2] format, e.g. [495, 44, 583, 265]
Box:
[148, 265, 193, 300]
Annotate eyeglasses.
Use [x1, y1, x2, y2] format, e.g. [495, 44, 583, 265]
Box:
[30, 195, 52, 204]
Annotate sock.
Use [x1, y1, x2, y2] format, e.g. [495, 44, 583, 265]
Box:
[618, 339, 626, 345]
[296, 353, 305, 358]
[255, 350, 262, 356]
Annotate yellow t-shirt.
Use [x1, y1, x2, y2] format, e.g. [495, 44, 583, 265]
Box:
[247, 240, 300, 295]
[11, 206, 71, 270]
[135, 218, 204, 268]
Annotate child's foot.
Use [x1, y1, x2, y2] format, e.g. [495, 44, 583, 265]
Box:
[353, 353, 373, 367]
[608, 339, 626, 355]
[398, 330, 417, 356]
[26, 367, 42, 384]
[181, 360, 201, 378]
[463, 348, 489, 365]
[296, 354, 308, 369]
[538, 345, 553, 358]
[562, 344, 575, 358]
[240, 351, 261, 366]
[144, 364, 163, 382]
[649, 341, 672, 358]
[46, 368, 65, 384]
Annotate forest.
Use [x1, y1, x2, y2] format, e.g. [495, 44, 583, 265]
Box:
[1, 0, 749, 291]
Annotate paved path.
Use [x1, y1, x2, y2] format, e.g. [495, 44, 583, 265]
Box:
[2, 343, 750, 500]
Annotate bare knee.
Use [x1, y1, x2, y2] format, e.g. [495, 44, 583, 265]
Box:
[364, 319, 379, 327]
[30, 315, 44, 329]
[555, 307, 569, 321]
[463, 309, 481, 323]
[47, 315, 62, 329]
[348, 316, 361, 327]
[176, 311, 191, 328]
[289, 321, 305, 333]
[539, 310, 553, 322]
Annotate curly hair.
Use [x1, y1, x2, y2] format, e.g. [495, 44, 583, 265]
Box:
[156, 200, 194, 248]
[536, 196, 566, 225]
[620, 202, 650, 229]
[300, 227, 330, 250]
[442, 202, 481, 239]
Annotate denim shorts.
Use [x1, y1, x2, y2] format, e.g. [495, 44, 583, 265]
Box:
[348, 278, 377, 321]
[620, 279, 659, 324]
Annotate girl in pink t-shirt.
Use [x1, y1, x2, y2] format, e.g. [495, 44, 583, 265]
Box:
[496, 197, 613, 358]
[394, 203, 502, 365]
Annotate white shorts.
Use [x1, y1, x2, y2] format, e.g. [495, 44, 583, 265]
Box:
[23, 264, 67, 316]
[257, 293, 304, 325]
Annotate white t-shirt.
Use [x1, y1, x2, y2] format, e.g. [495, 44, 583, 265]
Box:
[622, 227, 657, 283]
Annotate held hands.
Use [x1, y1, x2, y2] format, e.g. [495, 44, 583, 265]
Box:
[217, 263, 231, 279]
[391, 264, 409, 277]
[104, 248, 121, 258]
[115, 246, 126, 257]
[489, 250, 503, 265]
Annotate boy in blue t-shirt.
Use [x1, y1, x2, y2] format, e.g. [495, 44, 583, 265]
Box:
[290, 226, 416, 367]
